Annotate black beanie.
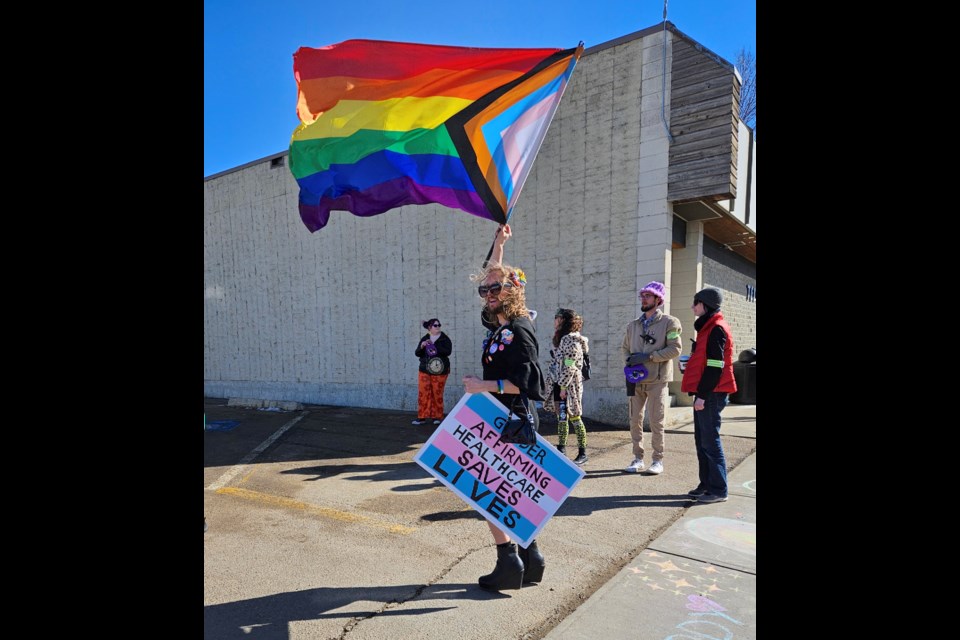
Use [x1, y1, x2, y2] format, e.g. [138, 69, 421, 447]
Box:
[694, 287, 723, 311]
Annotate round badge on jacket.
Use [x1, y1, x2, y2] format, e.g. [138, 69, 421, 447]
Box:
[426, 357, 445, 374]
[624, 363, 649, 383]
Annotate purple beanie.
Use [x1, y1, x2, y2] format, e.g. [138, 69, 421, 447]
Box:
[639, 281, 666, 302]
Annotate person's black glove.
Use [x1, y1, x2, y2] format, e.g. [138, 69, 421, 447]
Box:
[626, 352, 650, 366]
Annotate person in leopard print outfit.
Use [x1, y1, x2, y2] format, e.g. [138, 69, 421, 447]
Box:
[543, 308, 590, 465]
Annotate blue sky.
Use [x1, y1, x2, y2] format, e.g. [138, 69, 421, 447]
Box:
[204, 0, 755, 177]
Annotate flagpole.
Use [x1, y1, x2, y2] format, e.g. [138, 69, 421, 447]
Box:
[481, 226, 501, 268]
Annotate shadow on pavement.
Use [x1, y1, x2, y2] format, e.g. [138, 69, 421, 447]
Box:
[204, 583, 506, 640]
[203, 399, 632, 471]
[278, 461, 433, 483]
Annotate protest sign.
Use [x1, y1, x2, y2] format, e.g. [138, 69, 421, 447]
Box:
[414, 392, 585, 547]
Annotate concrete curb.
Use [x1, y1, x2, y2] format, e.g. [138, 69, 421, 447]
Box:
[226, 397, 303, 411]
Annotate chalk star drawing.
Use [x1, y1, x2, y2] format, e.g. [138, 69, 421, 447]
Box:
[629, 555, 748, 602]
[742, 479, 755, 492]
[650, 559, 693, 573]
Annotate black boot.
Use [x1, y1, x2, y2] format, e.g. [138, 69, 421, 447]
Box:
[557, 444, 566, 454]
[478, 542, 525, 591]
[519, 539, 545, 583]
[574, 447, 588, 465]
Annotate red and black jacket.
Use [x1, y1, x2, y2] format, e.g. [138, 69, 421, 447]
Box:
[681, 311, 737, 398]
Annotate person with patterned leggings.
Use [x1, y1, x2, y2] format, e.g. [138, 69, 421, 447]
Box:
[543, 308, 590, 465]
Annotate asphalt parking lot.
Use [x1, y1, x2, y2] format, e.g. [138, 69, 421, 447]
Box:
[204, 397, 756, 640]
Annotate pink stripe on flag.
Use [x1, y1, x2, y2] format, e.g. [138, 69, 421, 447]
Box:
[501, 94, 555, 182]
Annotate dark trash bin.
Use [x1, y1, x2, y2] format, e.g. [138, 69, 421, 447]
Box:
[731, 360, 756, 405]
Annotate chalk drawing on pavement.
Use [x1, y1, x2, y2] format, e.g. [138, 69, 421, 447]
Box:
[623, 551, 748, 598]
[684, 516, 755, 556]
[663, 594, 745, 640]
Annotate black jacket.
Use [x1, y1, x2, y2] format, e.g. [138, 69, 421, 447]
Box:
[415, 332, 452, 375]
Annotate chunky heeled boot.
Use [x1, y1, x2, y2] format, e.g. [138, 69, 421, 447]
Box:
[478, 542, 525, 591]
[519, 539, 545, 583]
[574, 447, 588, 465]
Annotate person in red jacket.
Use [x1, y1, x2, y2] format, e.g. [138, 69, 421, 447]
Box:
[680, 287, 737, 504]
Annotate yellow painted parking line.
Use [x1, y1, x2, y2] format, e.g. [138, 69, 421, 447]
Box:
[215, 486, 416, 535]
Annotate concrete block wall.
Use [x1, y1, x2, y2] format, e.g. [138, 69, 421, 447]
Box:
[702, 257, 757, 356]
[205, 30, 697, 425]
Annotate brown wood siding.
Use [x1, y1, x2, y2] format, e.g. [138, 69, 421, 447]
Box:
[668, 37, 740, 203]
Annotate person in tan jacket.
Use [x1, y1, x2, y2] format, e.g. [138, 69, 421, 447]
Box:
[620, 281, 682, 474]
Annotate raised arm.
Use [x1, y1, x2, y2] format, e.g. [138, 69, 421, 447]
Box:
[488, 224, 512, 266]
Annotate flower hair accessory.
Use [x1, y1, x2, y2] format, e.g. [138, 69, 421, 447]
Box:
[509, 268, 527, 288]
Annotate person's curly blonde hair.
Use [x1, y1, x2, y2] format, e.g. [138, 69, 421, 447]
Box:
[472, 262, 530, 322]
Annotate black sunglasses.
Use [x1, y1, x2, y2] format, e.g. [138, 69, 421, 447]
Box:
[477, 282, 506, 297]
[430, 323, 441, 328]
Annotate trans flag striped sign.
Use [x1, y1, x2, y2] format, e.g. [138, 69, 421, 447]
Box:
[414, 392, 585, 548]
[290, 39, 583, 231]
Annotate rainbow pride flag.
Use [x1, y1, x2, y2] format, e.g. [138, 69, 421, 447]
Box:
[290, 39, 583, 232]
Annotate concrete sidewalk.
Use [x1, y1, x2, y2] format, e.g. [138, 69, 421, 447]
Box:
[545, 449, 756, 639]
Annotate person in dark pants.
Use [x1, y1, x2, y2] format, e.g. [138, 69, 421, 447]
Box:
[462, 225, 546, 591]
[681, 287, 737, 504]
